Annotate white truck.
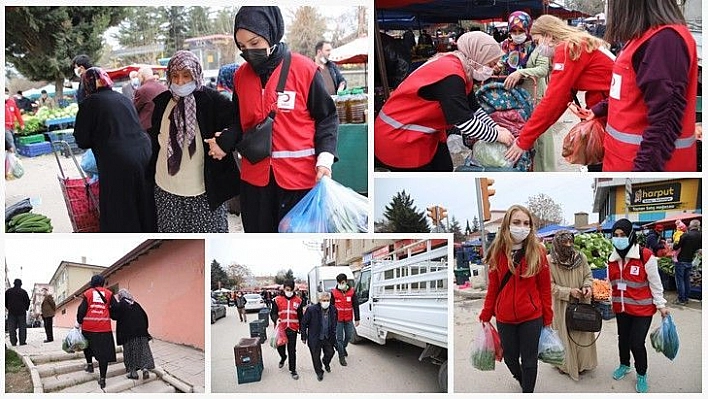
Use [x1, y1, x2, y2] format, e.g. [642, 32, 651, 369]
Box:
[307, 265, 355, 305]
[351, 239, 449, 392]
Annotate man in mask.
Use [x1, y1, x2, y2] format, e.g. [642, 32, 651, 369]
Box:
[331, 273, 359, 366]
[270, 279, 303, 379]
[122, 70, 140, 101]
[301, 291, 337, 381]
[72, 54, 93, 104]
[314, 40, 346, 95]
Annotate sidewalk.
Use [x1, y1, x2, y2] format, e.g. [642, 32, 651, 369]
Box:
[6, 326, 204, 393]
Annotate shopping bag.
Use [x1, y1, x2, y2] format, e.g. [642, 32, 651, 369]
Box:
[562, 119, 605, 165]
[80, 149, 98, 178]
[538, 326, 565, 366]
[278, 176, 368, 233]
[62, 327, 89, 353]
[471, 322, 503, 371]
[7, 152, 24, 179]
[275, 323, 288, 347]
[650, 315, 680, 360]
[471, 141, 514, 168]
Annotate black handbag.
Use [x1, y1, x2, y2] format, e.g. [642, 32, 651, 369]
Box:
[565, 298, 602, 347]
[236, 51, 292, 164]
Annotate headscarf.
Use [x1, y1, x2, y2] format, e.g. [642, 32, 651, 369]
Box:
[117, 288, 134, 305]
[676, 220, 687, 232]
[216, 63, 240, 93]
[89, 275, 105, 288]
[612, 219, 636, 260]
[233, 6, 288, 79]
[500, 11, 536, 74]
[431, 31, 502, 83]
[551, 230, 583, 270]
[82, 67, 113, 97]
[166, 50, 202, 176]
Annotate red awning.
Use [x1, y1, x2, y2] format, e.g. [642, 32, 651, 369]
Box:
[642, 213, 702, 229]
[104, 64, 167, 81]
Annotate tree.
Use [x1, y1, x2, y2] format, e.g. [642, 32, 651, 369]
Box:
[564, 0, 605, 15]
[450, 216, 465, 242]
[160, 6, 189, 56]
[210, 259, 229, 291]
[286, 6, 327, 59]
[213, 7, 238, 35]
[187, 6, 212, 38]
[382, 190, 430, 233]
[274, 269, 295, 285]
[5, 7, 127, 99]
[374, 219, 393, 233]
[472, 216, 480, 232]
[465, 219, 472, 235]
[526, 193, 564, 229]
[113, 7, 164, 64]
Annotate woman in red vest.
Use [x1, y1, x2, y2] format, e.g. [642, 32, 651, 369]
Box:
[504, 15, 614, 170]
[607, 219, 669, 393]
[374, 31, 515, 172]
[76, 275, 117, 390]
[269, 279, 303, 380]
[587, 0, 698, 171]
[479, 205, 552, 393]
[206, 6, 338, 232]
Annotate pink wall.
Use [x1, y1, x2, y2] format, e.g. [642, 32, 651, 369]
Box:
[55, 240, 205, 350]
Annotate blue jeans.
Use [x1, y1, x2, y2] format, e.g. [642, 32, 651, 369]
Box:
[674, 261, 692, 302]
[336, 320, 355, 356]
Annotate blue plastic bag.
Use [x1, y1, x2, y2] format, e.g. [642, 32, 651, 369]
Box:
[80, 149, 98, 178]
[650, 315, 679, 360]
[538, 326, 565, 366]
[278, 176, 368, 233]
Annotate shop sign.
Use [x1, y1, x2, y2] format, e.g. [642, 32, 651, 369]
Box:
[628, 182, 681, 212]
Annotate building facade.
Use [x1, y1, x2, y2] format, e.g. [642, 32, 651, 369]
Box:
[29, 283, 54, 324]
[323, 239, 396, 272]
[48, 261, 107, 305]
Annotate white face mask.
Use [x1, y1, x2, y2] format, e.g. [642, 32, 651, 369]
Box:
[321, 301, 330, 309]
[74, 67, 82, 78]
[338, 283, 347, 290]
[284, 290, 294, 298]
[510, 226, 531, 243]
[170, 81, 196, 98]
[472, 65, 494, 82]
[320, 56, 328, 64]
[510, 34, 527, 44]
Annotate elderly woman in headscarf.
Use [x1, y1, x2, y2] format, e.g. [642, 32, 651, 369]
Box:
[374, 31, 515, 172]
[148, 50, 239, 233]
[216, 63, 240, 97]
[76, 275, 118, 390]
[73, 67, 156, 232]
[547, 230, 597, 381]
[204, 6, 339, 233]
[111, 288, 155, 381]
[608, 219, 669, 392]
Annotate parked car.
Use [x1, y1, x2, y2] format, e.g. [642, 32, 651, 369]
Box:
[211, 298, 226, 324]
[243, 293, 266, 312]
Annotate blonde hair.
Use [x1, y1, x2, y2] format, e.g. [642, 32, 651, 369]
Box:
[484, 204, 543, 278]
[530, 15, 608, 61]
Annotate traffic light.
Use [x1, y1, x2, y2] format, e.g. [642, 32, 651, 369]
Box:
[480, 178, 495, 222]
[438, 207, 448, 222]
[427, 206, 439, 224]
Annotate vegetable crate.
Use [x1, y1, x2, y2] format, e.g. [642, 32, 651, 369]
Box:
[45, 116, 76, 131]
[258, 308, 270, 327]
[249, 320, 267, 344]
[593, 301, 615, 320]
[17, 141, 53, 157]
[591, 268, 608, 280]
[52, 141, 100, 233]
[234, 337, 262, 367]
[15, 133, 46, 146]
[46, 129, 76, 144]
[236, 363, 263, 384]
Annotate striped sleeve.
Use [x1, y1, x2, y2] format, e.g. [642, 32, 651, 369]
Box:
[455, 110, 499, 142]
[474, 107, 498, 129]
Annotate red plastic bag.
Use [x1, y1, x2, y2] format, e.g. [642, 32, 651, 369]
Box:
[275, 322, 288, 347]
[562, 119, 606, 165]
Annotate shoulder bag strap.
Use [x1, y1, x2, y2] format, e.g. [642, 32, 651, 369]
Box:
[93, 288, 107, 304]
[268, 51, 292, 120]
[566, 297, 602, 348]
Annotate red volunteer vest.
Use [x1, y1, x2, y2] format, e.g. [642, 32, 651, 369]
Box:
[235, 53, 318, 189]
[608, 247, 656, 317]
[275, 295, 302, 331]
[604, 25, 698, 171]
[81, 287, 113, 333]
[374, 55, 474, 168]
[331, 287, 354, 322]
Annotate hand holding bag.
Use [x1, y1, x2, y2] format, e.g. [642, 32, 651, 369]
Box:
[565, 297, 602, 347]
[236, 52, 291, 164]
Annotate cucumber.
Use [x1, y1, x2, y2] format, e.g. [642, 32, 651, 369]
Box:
[9, 212, 32, 226]
[17, 214, 48, 225]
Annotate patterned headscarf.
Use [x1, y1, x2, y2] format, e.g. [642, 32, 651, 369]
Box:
[166, 51, 203, 175]
[117, 288, 134, 305]
[551, 230, 583, 270]
[500, 11, 536, 74]
[82, 67, 114, 97]
[216, 63, 240, 93]
[430, 31, 502, 83]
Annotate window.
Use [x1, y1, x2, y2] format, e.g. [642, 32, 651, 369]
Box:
[356, 269, 371, 301]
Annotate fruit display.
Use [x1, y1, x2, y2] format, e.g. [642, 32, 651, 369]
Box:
[16, 115, 45, 135]
[591, 279, 611, 301]
[574, 233, 613, 269]
[36, 103, 78, 121]
[6, 212, 53, 233]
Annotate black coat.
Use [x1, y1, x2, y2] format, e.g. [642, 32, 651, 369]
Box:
[74, 87, 156, 232]
[300, 303, 337, 344]
[149, 87, 240, 211]
[5, 286, 30, 316]
[111, 299, 151, 346]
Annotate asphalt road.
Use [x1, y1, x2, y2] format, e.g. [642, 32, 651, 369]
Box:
[211, 306, 441, 393]
[453, 295, 702, 393]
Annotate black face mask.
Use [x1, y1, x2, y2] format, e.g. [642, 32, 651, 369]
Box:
[241, 48, 269, 69]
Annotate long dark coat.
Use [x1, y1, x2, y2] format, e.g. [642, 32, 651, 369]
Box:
[111, 299, 151, 346]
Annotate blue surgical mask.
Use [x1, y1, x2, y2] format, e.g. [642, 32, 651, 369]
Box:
[170, 81, 196, 98]
[612, 236, 630, 251]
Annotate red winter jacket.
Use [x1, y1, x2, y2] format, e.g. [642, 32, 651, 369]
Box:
[479, 246, 553, 325]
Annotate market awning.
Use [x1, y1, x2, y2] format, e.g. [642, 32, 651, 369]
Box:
[642, 213, 702, 229]
[330, 37, 368, 64]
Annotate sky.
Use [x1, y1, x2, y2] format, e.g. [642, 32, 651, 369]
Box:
[374, 175, 599, 227]
[207, 237, 324, 279]
[4, 237, 146, 291]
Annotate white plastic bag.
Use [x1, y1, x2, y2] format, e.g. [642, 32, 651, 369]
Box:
[62, 327, 89, 353]
[7, 152, 24, 179]
[278, 176, 368, 233]
[538, 326, 565, 366]
[472, 141, 513, 168]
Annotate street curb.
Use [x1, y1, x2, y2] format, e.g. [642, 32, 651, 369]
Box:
[454, 288, 487, 300]
[152, 366, 194, 393]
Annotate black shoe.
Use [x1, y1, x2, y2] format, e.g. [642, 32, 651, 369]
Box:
[317, 373, 324, 381]
[339, 356, 347, 366]
[279, 360, 285, 368]
[85, 364, 94, 373]
[127, 371, 139, 380]
[143, 370, 150, 379]
[43, 340, 53, 343]
[343, 348, 349, 357]
[324, 364, 331, 373]
[98, 378, 106, 389]
[19, 342, 27, 346]
[291, 372, 299, 380]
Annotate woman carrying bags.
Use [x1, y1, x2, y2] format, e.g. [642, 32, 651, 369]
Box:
[479, 205, 553, 393]
[548, 230, 597, 381]
[608, 219, 669, 393]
